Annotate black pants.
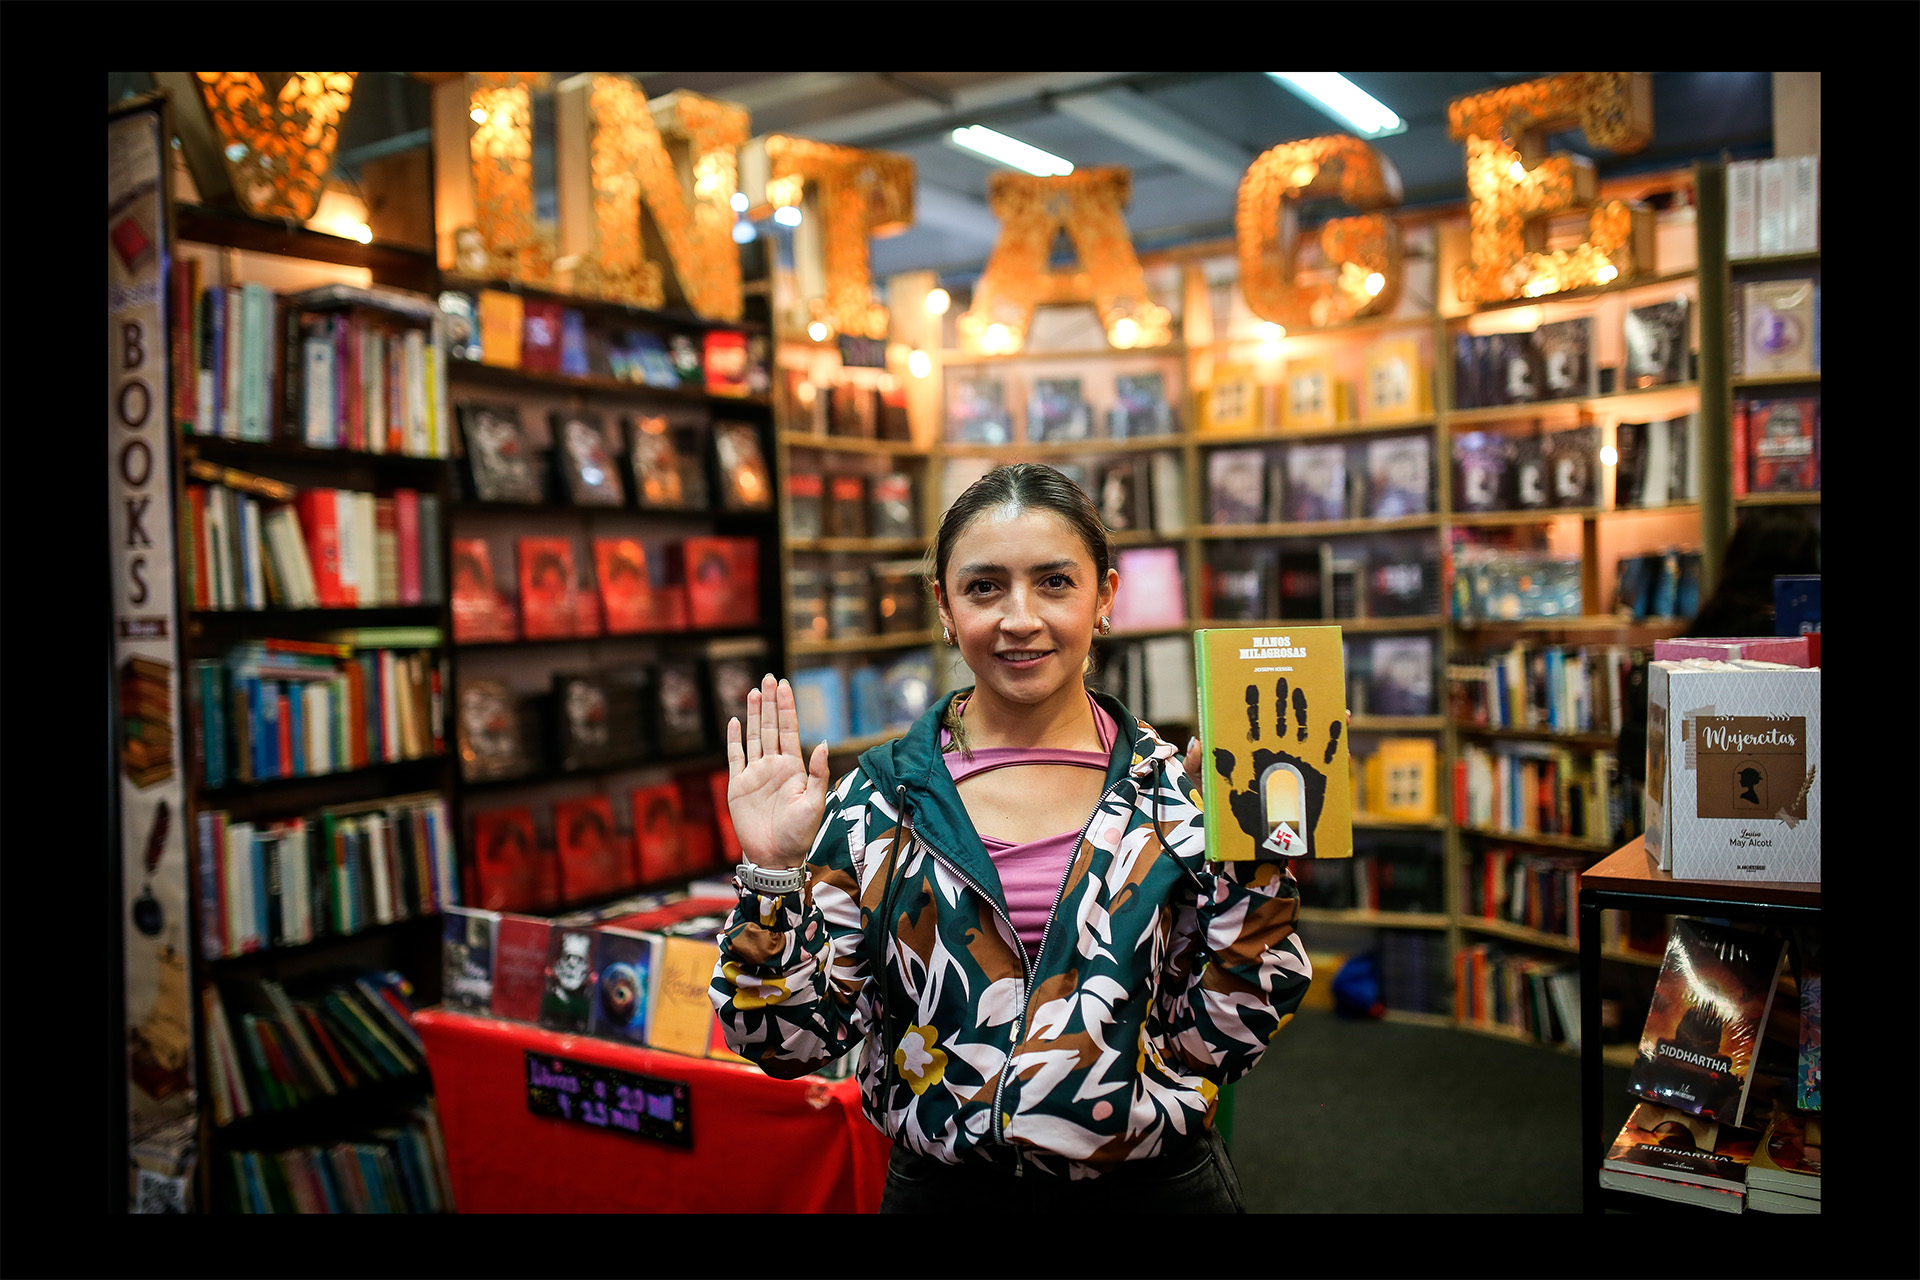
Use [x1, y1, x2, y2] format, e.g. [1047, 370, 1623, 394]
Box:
[878, 1126, 1245, 1214]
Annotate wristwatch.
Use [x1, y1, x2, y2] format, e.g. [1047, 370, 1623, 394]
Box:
[736, 859, 805, 895]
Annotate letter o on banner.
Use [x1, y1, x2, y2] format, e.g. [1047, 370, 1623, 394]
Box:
[1236, 135, 1404, 331]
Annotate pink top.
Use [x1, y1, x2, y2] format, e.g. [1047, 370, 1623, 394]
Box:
[941, 694, 1117, 964]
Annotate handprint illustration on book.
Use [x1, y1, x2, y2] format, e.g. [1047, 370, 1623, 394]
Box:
[1213, 678, 1344, 857]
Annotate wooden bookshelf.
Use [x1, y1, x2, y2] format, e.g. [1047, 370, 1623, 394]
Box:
[1194, 416, 1437, 445]
[1442, 380, 1701, 428]
[1456, 826, 1612, 854]
[1196, 514, 1441, 539]
[1451, 723, 1623, 748]
[778, 430, 933, 457]
[1734, 491, 1821, 507]
[1298, 907, 1451, 930]
[446, 357, 771, 408]
[788, 536, 929, 555]
[1730, 372, 1821, 389]
[789, 629, 940, 657]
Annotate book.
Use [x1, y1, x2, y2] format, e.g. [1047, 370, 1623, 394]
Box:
[702, 330, 750, 397]
[1624, 298, 1690, 389]
[870, 560, 928, 635]
[1361, 337, 1425, 420]
[1279, 358, 1339, 429]
[1511, 435, 1550, 510]
[867, 473, 917, 541]
[653, 660, 710, 756]
[587, 928, 660, 1046]
[1276, 545, 1331, 619]
[489, 914, 553, 1023]
[827, 566, 870, 638]
[648, 934, 728, 1058]
[1451, 333, 1483, 409]
[1747, 399, 1819, 493]
[946, 376, 1011, 444]
[713, 421, 773, 512]
[560, 309, 590, 377]
[1628, 917, 1788, 1128]
[1603, 1102, 1759, 1193]
[1096, 456, 1152, 533]
[551, 410, 625, 507]
[1194, 626, 1352, 860]
[1028, 377, 1094, 442]
[520, 299, 563, 374]
[552, 674, 617, 772]
[790, 666, 850, 746]
[1597, 1168, 1745, 1213]
[631, 782, 689, 883]
[1451, 431, 1515, 512]
[1282, 443, 1348, 522]
[682, 536, 760, 629]
[785, 472, 825, 540]
[537, 927, 599, 1034]
[1750, 1106, 1820, 1198]
[1742, 280, 1816, 377]
[1542, 426, 1599, 508]
[459, 404, 542, 504]
[517, 537, 579, 640]
[1109, 547, 1186, 631]
[825, 474, 868, 539]
[1530, 318, 1594, 400]
[1370, 737, 1438, 822]
[476, 291, 524, 368]
[626, 415, 701, 511]
[1482, 332, 1540, 405]
[456, 679, 530, 783]
[880, 652, 937, 730]
[669, 334, 703, 387]
[1207, 546, 1273, 621]
[449, 537, 514, 643]
[1109, 372, 1175, 438]
[788, 568, 829, 644]
[441, 907, 499, 1013]
[554, 796, 628, 902]
[471, 807, 546, 913]
[1367, 636, 1434, 717]
[1207, 448, 1268, 525]
[827, 383, 877, 439]
[1795, 932, 1821, 1111]
[1365, 436, 1430, 518]
[593, 537, 653, 635]
[1203, 366, 1258, 434]
[1150, 452, 1187, 534]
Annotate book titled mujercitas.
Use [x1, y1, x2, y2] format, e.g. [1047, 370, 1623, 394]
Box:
[1195, 627, 1353, 861]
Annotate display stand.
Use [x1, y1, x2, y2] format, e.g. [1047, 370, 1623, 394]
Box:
[415, 1008, 889, 1213]
[1576, 836, 1818, 1214]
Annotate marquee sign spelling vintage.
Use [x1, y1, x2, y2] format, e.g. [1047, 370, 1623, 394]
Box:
[171, 68, 1657, 357]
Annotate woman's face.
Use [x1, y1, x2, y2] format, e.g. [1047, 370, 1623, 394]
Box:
[937, 505, 1116, 710]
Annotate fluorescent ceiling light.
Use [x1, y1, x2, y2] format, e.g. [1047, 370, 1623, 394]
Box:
[1266, 73, 1405, 138]
[949, 125, 1074, 176]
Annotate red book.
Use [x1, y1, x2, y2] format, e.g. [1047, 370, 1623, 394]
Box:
[645, 541, 690, 631]
[386, 332, 406, 455]
[450, 537, 513, 643]
[296, 1003, 358, 1090]
[554, 795, 626, 902]
[188, 486, 211, 609]
[683, 536, 760, 629]
[343, 659, 367, 770]
[278, 689, 295, 777]
[1731, 401, 1749, 498]
[346, 312, 366, 452]
[675, 772, 718, 872]
[171, 258, 193, 430]
[296, 489, 345, 607]
[521, 300, 565, 374]
[489, 914, 553, 1023]
[394, 488, 421, 605]
[594, 537, 652, 635]
[630, 783, 687, 883]
[472, 806, 544, 913]
[573, 581, 603, 638]
[708, 769, 742, 865]
[703, 330, 750, 397]
[517, 536, 578, 640]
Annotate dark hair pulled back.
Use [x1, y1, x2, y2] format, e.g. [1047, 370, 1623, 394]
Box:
[929, 462, 1113, 597]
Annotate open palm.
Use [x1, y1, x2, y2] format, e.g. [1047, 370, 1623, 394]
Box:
[726, 674, 831, 869]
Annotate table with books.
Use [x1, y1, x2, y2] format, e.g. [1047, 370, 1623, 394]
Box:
[1577, 838, 1820, 1214]
[417, 893, 890, 1214]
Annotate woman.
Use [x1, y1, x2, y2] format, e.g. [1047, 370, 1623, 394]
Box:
[709, 463, 1312, 1213]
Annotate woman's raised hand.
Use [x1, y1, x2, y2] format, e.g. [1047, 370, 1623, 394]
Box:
[725, 674, 831, 870]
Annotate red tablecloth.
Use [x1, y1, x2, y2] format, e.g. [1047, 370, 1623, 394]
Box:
[416, 1008, 890, 1213]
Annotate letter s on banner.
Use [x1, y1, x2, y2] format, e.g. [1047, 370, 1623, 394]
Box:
[1237, 135, 1404, 330]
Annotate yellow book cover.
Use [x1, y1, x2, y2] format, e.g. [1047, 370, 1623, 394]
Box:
[646, 934, 724, 1058]
[1374, 736, 1439, 822]
[1280, 357, 1343, 430]
[1195, 626, 1353, 861]
[478, 290, 525, 369]
[1201, 365, 1259, 434]
[1362, 337, 1430, 420]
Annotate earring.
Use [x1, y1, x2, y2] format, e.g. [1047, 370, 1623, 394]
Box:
[1099, 616, 1111, 635]
[942, 625, 955, 647]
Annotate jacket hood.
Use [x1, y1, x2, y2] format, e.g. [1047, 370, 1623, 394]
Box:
[854, 686, 1177, 901]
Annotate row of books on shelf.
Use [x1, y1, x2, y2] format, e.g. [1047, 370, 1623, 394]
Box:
[1292, 845, 1441, 915]
[189, 634, 445, 790]
[1202, 337, 1431, 435]
[171, 273, 453, 457]
[1345, 637, 1438, 719]
[1447, 643, 1641, 737]
[185, 472, 445, 612]
[786, 653, 937, 748]
[219, 1102, 454, 1215]
[1455, 416, 1700, 513]
[779, 369, 912, 441]
[201, 970, 429, 1127]
[1725, 156, 1820, 259]
[788, 471, 918, 541]
[1448, 546, 1582, 624]
[1451, 302, 1690, 411]
[791, 563, 927, 643]
[1347, 737, 1441, 820]
[1455, 942, 1582, 1050]
[1207, 541, 1442, 623]
[1462, 848, 1584, 941]
[1603, 919, 1820, 1213]
[940, 453, 1186, 538]
[442, 287, 766, 398]
[1453, 739, 1628, 847]
[947, 371, 1180, 445]
[1374, 931, 1454, 1019]
[196, 793, 456, 960]
[450, 534, 759, 643]
[458, 402, 773, 514]
[458, 643, 766, 783]
[1207, 433, 1432, 524]
[1732, 397, 1820, 495]
[1093, 635, 1195, 728]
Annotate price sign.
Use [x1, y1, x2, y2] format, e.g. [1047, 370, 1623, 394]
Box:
[524, 1051, 692, 1148]
[836, 333, 888, 368]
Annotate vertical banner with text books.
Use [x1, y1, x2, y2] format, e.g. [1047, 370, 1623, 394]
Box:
[110, 92, 197, 1212]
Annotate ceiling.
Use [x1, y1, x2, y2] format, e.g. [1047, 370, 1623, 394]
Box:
[112, 71, 1776, 282]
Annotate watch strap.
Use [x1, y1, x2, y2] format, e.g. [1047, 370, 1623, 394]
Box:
[736, 860, 805, 895]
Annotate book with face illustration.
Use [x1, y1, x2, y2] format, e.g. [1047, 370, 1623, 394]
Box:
[1194, 626, 1352, 862]
[459, 403, 542, 503]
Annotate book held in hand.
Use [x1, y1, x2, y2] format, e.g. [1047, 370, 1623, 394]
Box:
[1194, 626, 1353, 861]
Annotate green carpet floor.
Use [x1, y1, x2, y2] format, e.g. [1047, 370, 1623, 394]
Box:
[1222, 1008, 1634, 1214]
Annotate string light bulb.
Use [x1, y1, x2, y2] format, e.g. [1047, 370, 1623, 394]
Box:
[773, 205, 802, 227]
[1509, 159, 1527, 181]
[908, 349, 932, 378]
[1111, 317, 1139, 347]
[1364, 271, 1386, 296]
[807, 321, 830, 342]
[1260, 321, 1287, 342]
[1596, 263, 1619, 284]
[470, 106, 488, 125]
[1600, 445, 1618, 466]
[352, 223, 372, 244]
[924, 287, 951, 316]
[730, 191, 749, 213]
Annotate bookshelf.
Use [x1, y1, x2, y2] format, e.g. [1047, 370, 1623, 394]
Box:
[168, 212, 457, 1213]
[1576, 837, 1819, 1214]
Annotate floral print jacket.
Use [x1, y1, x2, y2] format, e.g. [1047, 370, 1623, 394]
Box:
[708, 689, 1312, 1175]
